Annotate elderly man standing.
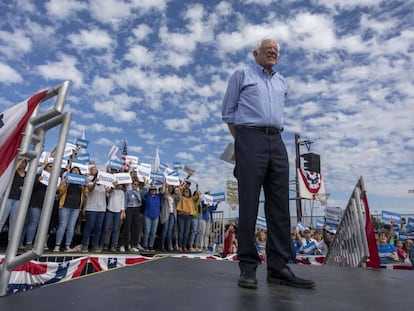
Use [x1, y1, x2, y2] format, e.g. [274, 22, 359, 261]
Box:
[222, 37, 315, 289]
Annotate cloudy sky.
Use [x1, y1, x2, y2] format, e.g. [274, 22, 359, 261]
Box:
[0, 0, 413, 219]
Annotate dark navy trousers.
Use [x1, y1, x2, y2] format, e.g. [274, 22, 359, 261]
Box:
[234, 127, 293, 273]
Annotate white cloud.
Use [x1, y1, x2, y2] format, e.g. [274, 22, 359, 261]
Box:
[36, 54, 84, 88]
[45, 0, 87, 19]
[163, 118, 192, 132]
[89, 0, 132, 26]
[68, 28, 113, 50]
[0, 63, 23, 83]
[128, 145, 143, 154]
[131, 24, 153, 41]
[92, 93, 137, 123]
[0, 29, 32, 58]
[91, 77, 114, 97]
[124, 45, 154, 66]
[176, 151, 194, 162]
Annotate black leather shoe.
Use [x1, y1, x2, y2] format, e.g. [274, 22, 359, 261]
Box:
[238, 271, 258, 289]
[267, 266, 315, 289]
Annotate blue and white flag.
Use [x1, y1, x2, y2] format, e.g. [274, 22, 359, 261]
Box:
[150, 172, 164, 182]
[256, 216, 267, 231]
[173, 162, 183, 170]
[76, 152, 90, 164]
[315, 219, 325, 229]
[75, 138, 89, 149]
[406, 217, 414, 232]
[159, 162, 168, 172]
[381, 210, 401, 224]
[211, 192, 225, 203]
[109, 160, 123, 171]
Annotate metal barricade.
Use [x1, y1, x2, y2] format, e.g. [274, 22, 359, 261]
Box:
[325, 176, 369, 267]
[0, 81, 71, 296]
[211, 211, 224, 254]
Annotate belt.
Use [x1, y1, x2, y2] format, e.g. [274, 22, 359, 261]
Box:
[237, 125, 283, 135]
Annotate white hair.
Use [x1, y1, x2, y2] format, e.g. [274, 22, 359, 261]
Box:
[254, 38, 280, 53]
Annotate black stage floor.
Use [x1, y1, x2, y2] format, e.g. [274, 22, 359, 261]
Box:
[0, 256, 413, 311]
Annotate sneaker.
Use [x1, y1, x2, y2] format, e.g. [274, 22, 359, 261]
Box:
[44, 243, 49, 250]
[81, 245, 88, 253]
[149, 247, 155, 252]
[119, 246, 125, 252]
[131, 247, 139, 252]
[137, 243, 145, 251]
[110, 247, 117, 252]
[190, 248, 196, 252]
[53, 246, 60, 252]
[93, 246, 102, 253]
[64, 246, 72, 252]
[25, 244, 33, 252]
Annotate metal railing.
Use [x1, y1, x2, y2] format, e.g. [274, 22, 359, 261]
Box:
[0, 81, 71, 296]
[325, 176, 369, 267]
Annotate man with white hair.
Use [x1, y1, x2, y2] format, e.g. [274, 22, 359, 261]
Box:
[222, 37, 315, 289]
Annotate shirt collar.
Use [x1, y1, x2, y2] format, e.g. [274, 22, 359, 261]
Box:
[253, 62, 276, 77]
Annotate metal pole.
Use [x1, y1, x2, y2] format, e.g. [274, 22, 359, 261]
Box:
[295, 134, 302, 222]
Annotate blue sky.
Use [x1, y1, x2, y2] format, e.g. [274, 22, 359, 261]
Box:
[0, 0, 413, 218]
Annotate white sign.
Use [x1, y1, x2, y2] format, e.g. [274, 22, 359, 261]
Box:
[115, 172, 132, 185]
[97, 171, 116, 187]
[40, 170, 61, 186]
[203, 194, 214, 205]
[137, 164, 151, 180]
[165, 175, 180, 186]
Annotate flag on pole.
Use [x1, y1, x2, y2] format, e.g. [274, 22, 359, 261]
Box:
[0, 90, 47, 199]
[154, 147, 160, 173]
[121, 137, 128, 156]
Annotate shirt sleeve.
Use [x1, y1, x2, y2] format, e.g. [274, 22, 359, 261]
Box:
[222, 69, 244, 124]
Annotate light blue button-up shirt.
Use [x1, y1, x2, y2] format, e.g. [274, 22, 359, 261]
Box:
[222, 63, 288, 130]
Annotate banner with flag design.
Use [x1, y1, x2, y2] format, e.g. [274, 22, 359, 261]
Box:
[0, 90, 48, 200]
[297, 168, 325, 200]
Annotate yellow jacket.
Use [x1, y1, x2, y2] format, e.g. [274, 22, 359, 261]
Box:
[57, 181, 88, 209]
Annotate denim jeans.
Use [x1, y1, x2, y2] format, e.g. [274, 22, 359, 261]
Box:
[189, 216, 202, 247]
[82, 211, 106, 247]
[100, 210, 121, 248]
[26, 207, 42, 244]
[0, 199, 20, 241]
[161, 213, 175, 249]
[177, 214, 192, 248]
[143, 216, 159, 248]
[55, 207, 80, 247]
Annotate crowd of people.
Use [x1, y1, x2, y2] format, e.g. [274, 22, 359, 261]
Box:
[0, 154, 223, 254]
[289, 222, 413, 268]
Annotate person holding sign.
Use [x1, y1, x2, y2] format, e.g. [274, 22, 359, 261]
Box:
[222, 37, 315, 289]
[0, 157, 27, 246]
[81, 166, 111, 253]
[177, 183, 200, 253]
[142, 183, 165, 251]
[53, 166, 87, 252]
[120, 180, 145, 252]
[160, 185, 180, 252]
[25, 162, 55, 251]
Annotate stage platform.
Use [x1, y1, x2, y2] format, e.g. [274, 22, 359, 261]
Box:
[0, 255, 413, 311]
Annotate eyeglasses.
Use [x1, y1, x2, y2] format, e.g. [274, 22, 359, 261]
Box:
[259, 46, 279, 53]
[133, 183, 139, 186]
